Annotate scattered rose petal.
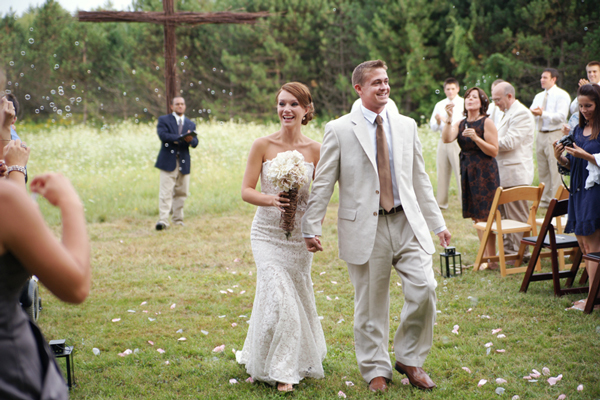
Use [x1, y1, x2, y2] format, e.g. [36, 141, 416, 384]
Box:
[229, 379, 238, 384]
[486, 348, 491, 355]
[512, 396, 520, 400]
[220, 290, 227, 294]
[496, 378, 507, 384]
[532, 369, 541, 375]
[232, 348, 236, 354]
[176, 329, 183, 333]
[168, 276, 171, 279]
[462, 367, 472, 373]
[239, 315, 248, 318]
[484, 342, 493, 348]
[338, 391, 346, 398]
[218, 315, 226, 318]
[496, 387, 505, 395]
[335, 296, 339, 300]
[165, 361, 170, 365]
[141, 301, 147, 306]
[492, 328, 502, 334]
[170, 304, 176, 309]
[479, 315, 491, 319]
[234, 258, 241, 262]
[401, 377, 410, 385]
[232, 323, 238, 327]
[577, 384, 583, 391]
[548, 375, 562, 385]
[201, 330, 209, 335]
[118, 352, 126, 357]
[345, 381, 354, 386]
[127, 309, 136, 313]
[326, 296, 332, 301]
[148, 318, 156, 321]
[557, 395, 566, 400]
[246, 377, 254, 383]
[496, 349, 506, 353]
[177, 337, 186, 342]
[478, 379, 487, 387]
[148, 341, 154, 346]
[542, 367, 550, 376]
[337, 319, 344, 324]
[396, 282, 401, 286]
[320, 271, 326, 275]
[92, 348, 100, 355]
[124, 349, 132, 355]
[452, 324, 459, 334]
[497, 334, 506, 338]
[227, 289, 234, 293]
[112, 318, 121, 322]
[331, 281, 337, 284]
[213, 344, 225, 353]
[157, 348, 165, 354]
[134, 349, 139, 354]
[523, 376, 532, 380]
[143, 310, 148, 313]
[249, 271, 252, 275]
[467, 308, 472, 312]
[240, 290, 246, 294]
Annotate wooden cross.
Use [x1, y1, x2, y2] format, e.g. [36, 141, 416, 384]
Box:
[78, 0, 268, 114]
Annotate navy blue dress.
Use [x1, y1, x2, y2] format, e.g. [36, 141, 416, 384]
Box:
[565, 125, 600, 236]
[457, 117, 500, 219]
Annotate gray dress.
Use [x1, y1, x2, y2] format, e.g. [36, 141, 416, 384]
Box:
[0, 252, 68, 400]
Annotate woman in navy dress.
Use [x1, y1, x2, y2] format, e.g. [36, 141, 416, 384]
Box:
[442, 87, 500, 268]
[555, 83, 600, 309]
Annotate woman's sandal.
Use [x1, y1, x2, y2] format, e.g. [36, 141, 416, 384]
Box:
[277, 382, 294, 392]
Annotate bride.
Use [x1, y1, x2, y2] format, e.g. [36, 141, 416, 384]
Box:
[236, 82, 327, 392]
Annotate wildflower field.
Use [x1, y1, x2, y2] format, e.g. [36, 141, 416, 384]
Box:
[19, 120, 600, 399]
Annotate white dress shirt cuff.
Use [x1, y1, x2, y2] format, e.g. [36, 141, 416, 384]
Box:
[433, 226, 447, 235]
[302, 233, 316, 239]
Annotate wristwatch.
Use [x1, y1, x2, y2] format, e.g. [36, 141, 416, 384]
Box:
[6, 165, 26, 176]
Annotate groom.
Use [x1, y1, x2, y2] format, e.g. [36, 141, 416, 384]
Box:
[302, 60, 450, 393]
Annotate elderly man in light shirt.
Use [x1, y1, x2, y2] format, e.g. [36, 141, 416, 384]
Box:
[530, 68, 570, 207]
[429, 77, 464, 209]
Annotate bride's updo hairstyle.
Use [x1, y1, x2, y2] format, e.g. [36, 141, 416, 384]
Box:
[276, 82, 315, 125]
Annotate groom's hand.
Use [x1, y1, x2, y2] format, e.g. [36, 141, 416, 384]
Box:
[305, 237, 323, 253]
[437, 229, 452, 248]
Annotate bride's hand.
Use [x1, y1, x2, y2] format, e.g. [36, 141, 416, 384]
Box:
[272, 192, 290, 211]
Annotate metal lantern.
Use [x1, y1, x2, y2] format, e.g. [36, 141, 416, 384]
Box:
[440, 246, 462, 278]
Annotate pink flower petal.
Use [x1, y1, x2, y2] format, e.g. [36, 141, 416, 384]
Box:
[143, 310, 148, 313]
[177, 337, 186, 341]
[462, 367, 472, 373]
[577, 384, 583, 391]
[532, 369, 541, 375]
[112, 318, 121, 322]
[496, 349, 506, 353]
[477, 379, 487, 387]
[123, 349, 132, 355]
[523, 376, 532, 380]
[147, 341, 154, 346]
[345, 381, 354, 386]
[165, 361, 170, 365]
[229, 378, 238, 384]
[557, 395, 566, 400]
[496, 378, 507, 384]
[170, 303, 176, 309]
[542, 367, 550, 376]
[467, 308, 472, 312]
[484, 342, 493, 348]
[338, 391, 346, 398]
[331, 281, 337, 284]
[157, 348, 165, 354]
[320, 271, 326, 275]
[401, 377, 410, 385]
[240, 290, 246, 294]
[141, 301, 147, 306]
[452, 325, 460, 334]
[497, 334, 506, 338]
[213, 344, 225, 353]
[531, 373, 541, 378]
[231, 323, 238, 327]
[492, 328, 502, 334]
[234, 258, 241, 262]
[246, 377, 254, 383]
[512, 396, 520, 400]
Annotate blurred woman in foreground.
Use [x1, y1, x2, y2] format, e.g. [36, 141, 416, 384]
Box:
[0, 94, 90, 399]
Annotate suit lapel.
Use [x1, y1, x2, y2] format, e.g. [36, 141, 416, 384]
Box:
[168, 114, 179, 134]
[388, 111, 404, 178]
[351, 107, 377, 172]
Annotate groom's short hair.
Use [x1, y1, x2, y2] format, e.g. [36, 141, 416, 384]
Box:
[352, 60, 387, 87]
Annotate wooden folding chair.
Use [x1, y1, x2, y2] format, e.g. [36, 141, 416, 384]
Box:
[535, 185, 570, 270]
[581, 252, 600, 314]
[473, 184, 544, 277]
[519, 198, 586, 296]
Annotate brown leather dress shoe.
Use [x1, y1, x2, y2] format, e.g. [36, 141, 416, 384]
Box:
[369, 376, 388, 393]
[394, 361, 436, 390]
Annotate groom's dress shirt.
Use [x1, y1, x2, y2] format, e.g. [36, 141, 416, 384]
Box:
[361, 106, 401, 208]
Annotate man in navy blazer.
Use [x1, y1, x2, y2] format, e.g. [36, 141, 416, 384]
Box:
[155, 96, 198, 230]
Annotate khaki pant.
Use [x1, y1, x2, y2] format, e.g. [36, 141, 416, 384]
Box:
[347, 211, 437, 383]
[158, 159, 190, 225]
[436, 138, 461, 209]
[536, 129, 563, 207]
[500, 198, 530, 256]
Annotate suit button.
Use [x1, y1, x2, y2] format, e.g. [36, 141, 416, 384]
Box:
[373, 212, 377, 216]
[171, 150, 174, 154]
[181, 159, 185, 163]
[165, 143, 169, 147]
[376, 190, 380, 194]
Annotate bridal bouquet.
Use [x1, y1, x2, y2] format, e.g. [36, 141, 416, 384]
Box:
[267, 150, 309, 239]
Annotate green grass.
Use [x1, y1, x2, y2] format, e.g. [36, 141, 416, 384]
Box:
[17, 120, 600, 399]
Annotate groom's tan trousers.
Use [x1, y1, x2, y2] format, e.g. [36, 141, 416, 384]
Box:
[346, 210, 437, 383]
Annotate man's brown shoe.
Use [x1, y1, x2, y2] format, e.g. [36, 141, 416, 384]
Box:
[368, 376, 388, 393]
[394, 361, 436, 390]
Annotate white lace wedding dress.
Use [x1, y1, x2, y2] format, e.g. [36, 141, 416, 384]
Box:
[236, 160, 327, 385]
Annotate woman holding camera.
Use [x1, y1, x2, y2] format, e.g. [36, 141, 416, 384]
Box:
[554, 83, 600, 309]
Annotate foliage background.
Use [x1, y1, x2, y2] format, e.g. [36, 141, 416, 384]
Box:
[1, 0, 599, 125]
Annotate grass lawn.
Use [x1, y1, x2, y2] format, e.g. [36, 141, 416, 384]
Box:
[18, 120, 600, 399]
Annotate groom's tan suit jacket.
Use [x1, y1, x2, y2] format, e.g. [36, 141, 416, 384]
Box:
[302, 106, 444, 264]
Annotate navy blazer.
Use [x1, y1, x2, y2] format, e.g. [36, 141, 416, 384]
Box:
[154, 114, 198, 174]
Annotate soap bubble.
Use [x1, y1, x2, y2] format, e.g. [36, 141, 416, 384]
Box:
[30, 64, 34, 68]
[29, 27, 33, 31]
[75, 41, 79, 46]
[211, 90, 215, 95]
[21, 51, 25, 56]
[35, 109, 40, 114]
[132, 69, 136, 74]
[9, 61, 14, 66]
[40, 106, 44, 110]
[155, 88, 159, 93]
[65, 106, 71, 111]
[212, 67, 216, 72]
[435, 89, 440, 94]
[51, 90, 56, 95]
[54, 64, 59, 70]
[28, 38, 34, 44]
[76, 97, 82, 102]
[25, 94, 31, 100]
[156, 66, 159, 70]
[71, 85, 76, 89]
